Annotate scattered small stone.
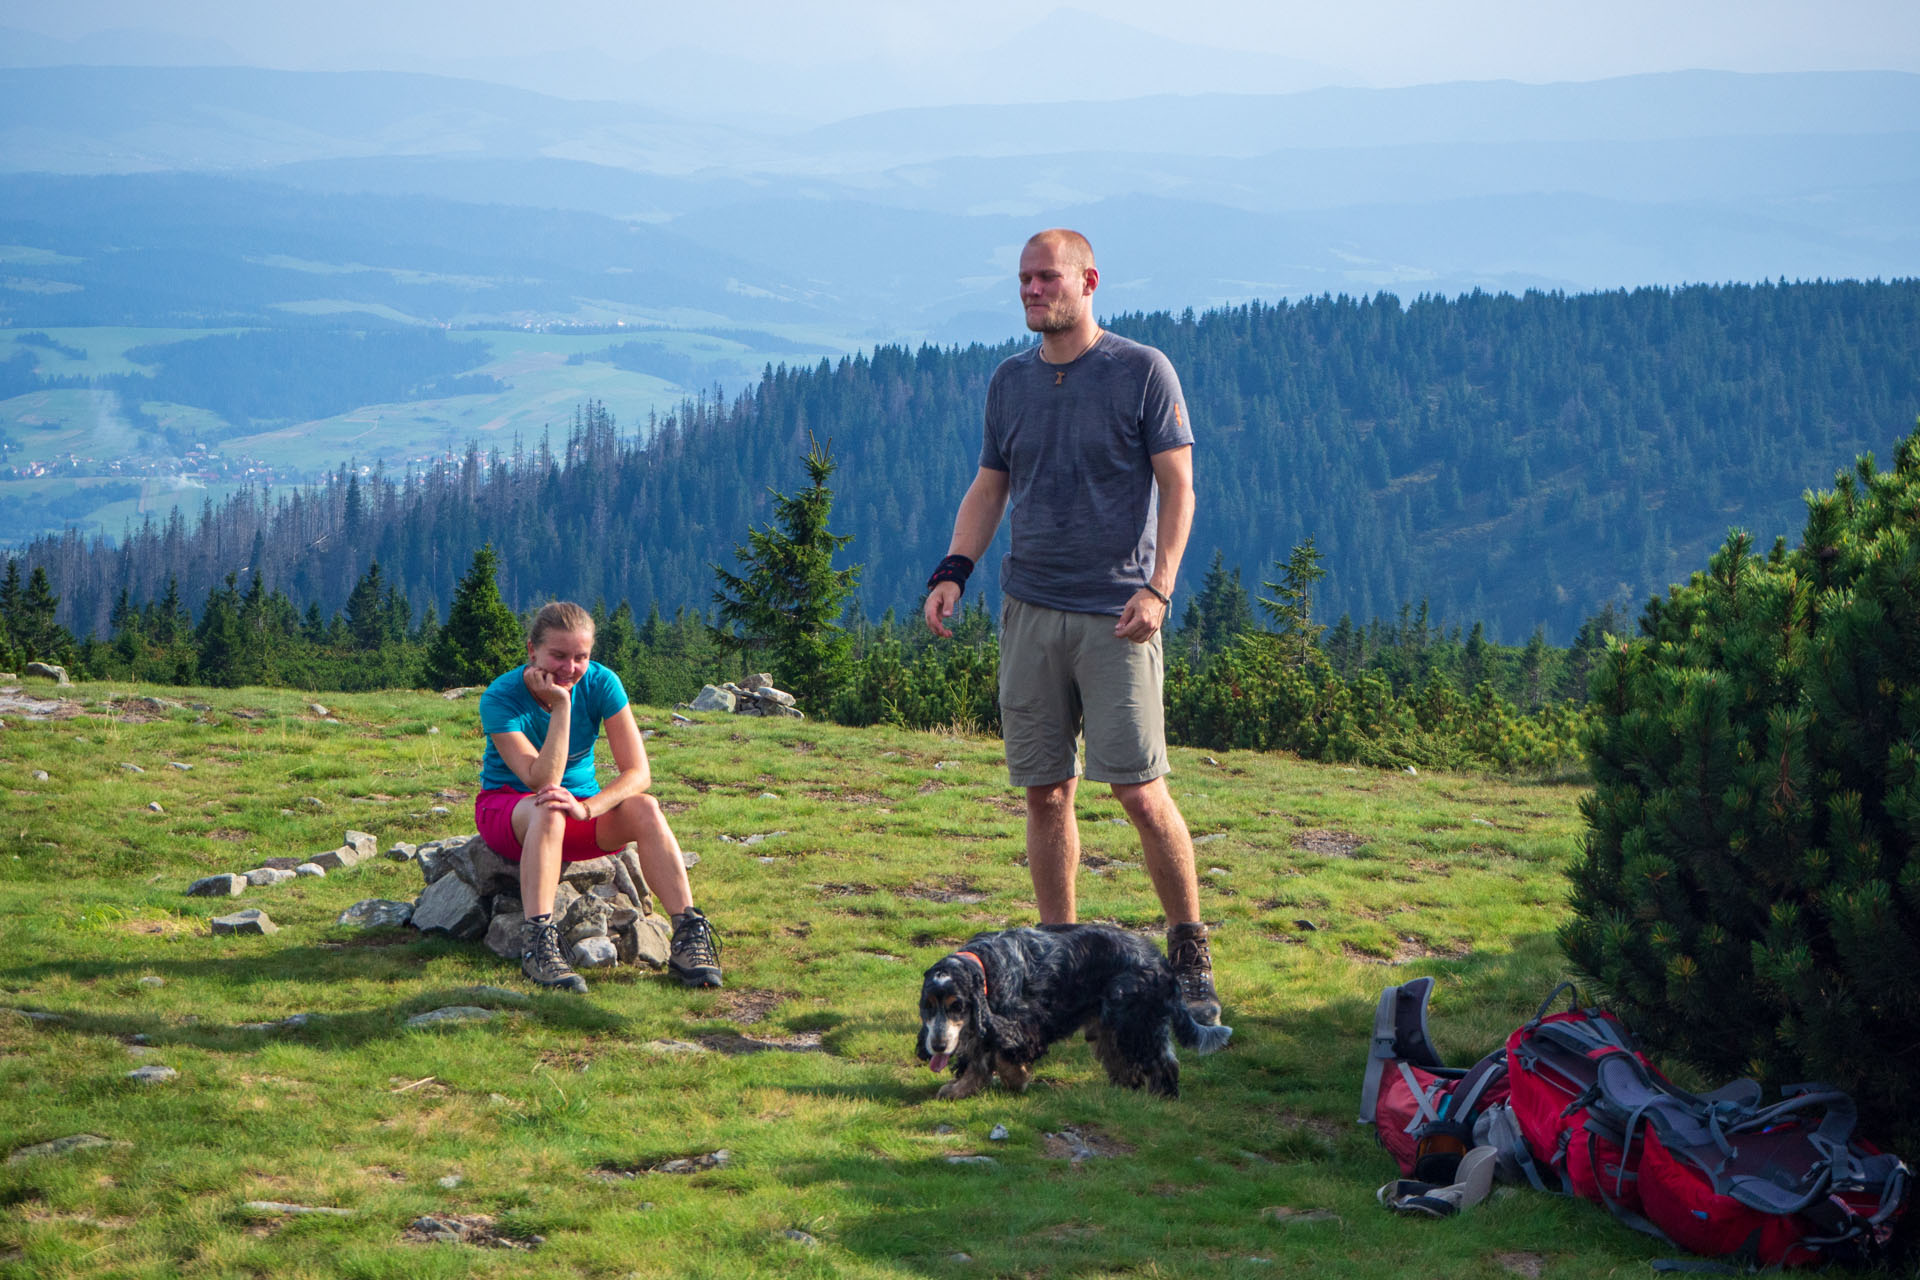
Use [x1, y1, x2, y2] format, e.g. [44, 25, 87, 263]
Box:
[309, 703, 330, 717]
[933, 761, 960, 770]
[386, 843, 418, 861]
[430, 805, 450, 816]
[571, 936, 618, 969]
[126, 1044, 157, 1057]
[7, 1134, 115, 1164]
[294, 863, 326, 877]
[652, 1150, 729, 1174]
[1404, 765, 1418, 776]
[1261, 1206, 1341, 1225]
[1193, 833, 1227, 845]
[186, 873, 246, 897]
[406, 1006, 494, 1027]
[947, 1155, 998, 1166]
[670, 712, 693, 724]
[302, 797, 324, 808]
[757, 792, 778, 800]
[949, 1252, 973, 1263]
[1293, 919, 1319, 932]
[989, 1124, 1008, 1141]
[437, 1174, 462, 1189]
[167, 762, 192, 771]
[933, 1124, 958, 1135]
[245, 867, 296, 886]
[643, 1039, 708, 1054]
[682, 850, 700, 868]
[237, 1013, 313, 1032]
[30, 769, 47, 781]
[246, 1201, 353, 1217]
[137, 976, 164, 988]
[403, 1212, 541, 1249]
[1471, 817, 1495, 827]
[440, 686, 484, 700]
[127, 1065, 178, 1084]
[211, 909, 278, 935]
[147, 802, 164, 813]
[782, 1229, 818, 1246]
[119, 762, 145, 773]
[427, 726, 440, 735]
[1203, 756, 1221, 766]
[130, 1033, 150, 1043]
[337, 899, 414, 929]
[758, 856, 776, 864]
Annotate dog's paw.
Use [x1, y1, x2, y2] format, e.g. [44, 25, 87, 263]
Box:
[936, 1077, 983, 1101]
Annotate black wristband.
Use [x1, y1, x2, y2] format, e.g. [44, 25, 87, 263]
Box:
[1143, 583, 1171, 607]
[927, 554, 975, 591]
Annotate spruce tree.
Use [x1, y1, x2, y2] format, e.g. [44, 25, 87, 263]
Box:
[1259, 537, 1327, 667]
[424, 544, 523, 690]
[1565, 428, 1920, 1150]
[711, 435, 860, 712]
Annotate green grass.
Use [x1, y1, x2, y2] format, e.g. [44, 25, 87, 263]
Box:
[0, 680, 1666, 1278]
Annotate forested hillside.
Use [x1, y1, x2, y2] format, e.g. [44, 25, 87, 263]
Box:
[18, 278, 1920, 643]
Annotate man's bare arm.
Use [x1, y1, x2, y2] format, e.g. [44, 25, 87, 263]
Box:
[925, 467, 1011, 638]
[1114, 445, 1194, 643]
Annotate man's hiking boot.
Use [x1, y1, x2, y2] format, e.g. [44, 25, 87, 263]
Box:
[1167, 921, 1221, 1026]
[668, 907, 723, 988]
[521, 917, 588, 994]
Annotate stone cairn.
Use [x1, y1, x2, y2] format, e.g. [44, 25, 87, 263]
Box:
[686, 672, 802, 718]
[407, 834, 673, 972]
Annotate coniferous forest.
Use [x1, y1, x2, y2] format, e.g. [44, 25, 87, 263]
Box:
[13, 278, 1920, 647]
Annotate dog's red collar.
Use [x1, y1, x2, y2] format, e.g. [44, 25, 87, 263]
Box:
[952, 949, 987, 997]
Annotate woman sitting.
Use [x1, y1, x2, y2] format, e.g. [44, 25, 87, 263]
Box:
[474, 601, 722, 992]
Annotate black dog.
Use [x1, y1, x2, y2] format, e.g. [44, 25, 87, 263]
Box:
[916, 924, 1232, 1099]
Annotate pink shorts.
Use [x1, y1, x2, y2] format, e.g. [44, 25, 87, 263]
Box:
[474, 787, 608, 862]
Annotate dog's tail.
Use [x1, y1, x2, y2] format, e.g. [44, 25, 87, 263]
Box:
[1172, 1008, 1233, 1055]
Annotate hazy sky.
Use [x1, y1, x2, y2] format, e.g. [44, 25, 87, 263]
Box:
[8, 0, 1920, 90]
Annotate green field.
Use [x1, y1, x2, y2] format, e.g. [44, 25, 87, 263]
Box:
[0, 680, 1670, 1278]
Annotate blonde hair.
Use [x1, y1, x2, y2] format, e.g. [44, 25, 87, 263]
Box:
[528, 600, 594, 647]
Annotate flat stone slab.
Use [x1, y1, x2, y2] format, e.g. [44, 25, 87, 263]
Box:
[187, 873, 247, 897]
[406, 1006, 494, 1028]
[127, 1065, 178, 1084]
[337, 899, 414, 929]
[8, 1134, 115, 1164]
[245, 867, 296, 886]
[211, 909, 278, 935]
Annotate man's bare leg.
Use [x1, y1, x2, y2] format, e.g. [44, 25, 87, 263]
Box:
[1110, 776, 1199, 923]
[1025, 778, 1080, 924]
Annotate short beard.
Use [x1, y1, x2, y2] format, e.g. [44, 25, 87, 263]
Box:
[1026, 307, 1079, 335]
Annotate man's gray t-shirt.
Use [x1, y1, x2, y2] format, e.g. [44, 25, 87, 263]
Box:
[980, 331, 1193, 616]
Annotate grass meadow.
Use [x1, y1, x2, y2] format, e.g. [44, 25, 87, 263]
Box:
[0, 680, 1669, 1279]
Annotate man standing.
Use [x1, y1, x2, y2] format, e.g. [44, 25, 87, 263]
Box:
[923, 228, 1218, 1024]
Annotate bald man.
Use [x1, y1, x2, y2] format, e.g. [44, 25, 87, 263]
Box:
[923, 228, 1218, 1024]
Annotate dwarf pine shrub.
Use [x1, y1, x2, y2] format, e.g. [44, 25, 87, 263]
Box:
[1564, 429, 1920, 1148]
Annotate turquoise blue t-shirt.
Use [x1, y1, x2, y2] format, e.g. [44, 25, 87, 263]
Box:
[477, 661, 630, 797]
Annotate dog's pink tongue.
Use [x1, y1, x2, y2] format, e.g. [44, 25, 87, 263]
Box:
[930, 1052, 949, 1073]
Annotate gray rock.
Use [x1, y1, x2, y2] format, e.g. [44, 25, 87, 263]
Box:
[294, 862, 326, 878]
[211, 909, 278, 936]
[309, 703, 330, 717]
[483, 911, 526, 960]
[337, 899, 414, 929]
[237, 1013, 313, 1032]
[411, 873, 488, 939]
[989, 1124, 1008, 1141]
[385, 842, 417, 861]
[138, 976, 164, 988]
[30, 769, 47, 781]
[653, 1150, 729, 1174]
[782, 1229, 818, 1246]
[147, 801, 165, 813]
[119, 761, 145, 773]
[753, 686, 797, 707]
[682, 850, 700, 868]
[947, 1155, 998, 1166]
[7, 1134, 114, 1164]
[343, 830, 377, 860]
[24, 661, 69, 685]
[308, 844, 364, 872]
[453, 986, 527, 1005]
[5, 1009, 67, 1023]
[186, 873, 247, 897]
[127, 1065, 178, 1084]
[427, 726, 440, 735]
[417, 842, 457, 884]
[167, 761, 192, 771]
[689, 684, 737, 713]
[245, 1201, 353, 1217]
[406, 1006, 493, 1027]
[244, 867, 296, 887]
[440, 686, 484, 699]
[558, 854, 617, 890]
[437, 1174, 462, 1189]
[571, 936, 618, 969]
[743, 673, 773, 691]
[615, 911, 673, 968]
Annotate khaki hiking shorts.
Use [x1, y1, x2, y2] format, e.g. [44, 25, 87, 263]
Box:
[998, 596, 1169, 788]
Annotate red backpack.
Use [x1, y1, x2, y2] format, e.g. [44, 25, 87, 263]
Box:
[1359, 977, 1521, 1186]
[1505, 984, 1910, 1268]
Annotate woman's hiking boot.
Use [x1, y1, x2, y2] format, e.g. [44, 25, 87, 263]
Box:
[1167, 921, 1221, 1026]
[668, 907, 723, 988]
[521, 916, 588, 994]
